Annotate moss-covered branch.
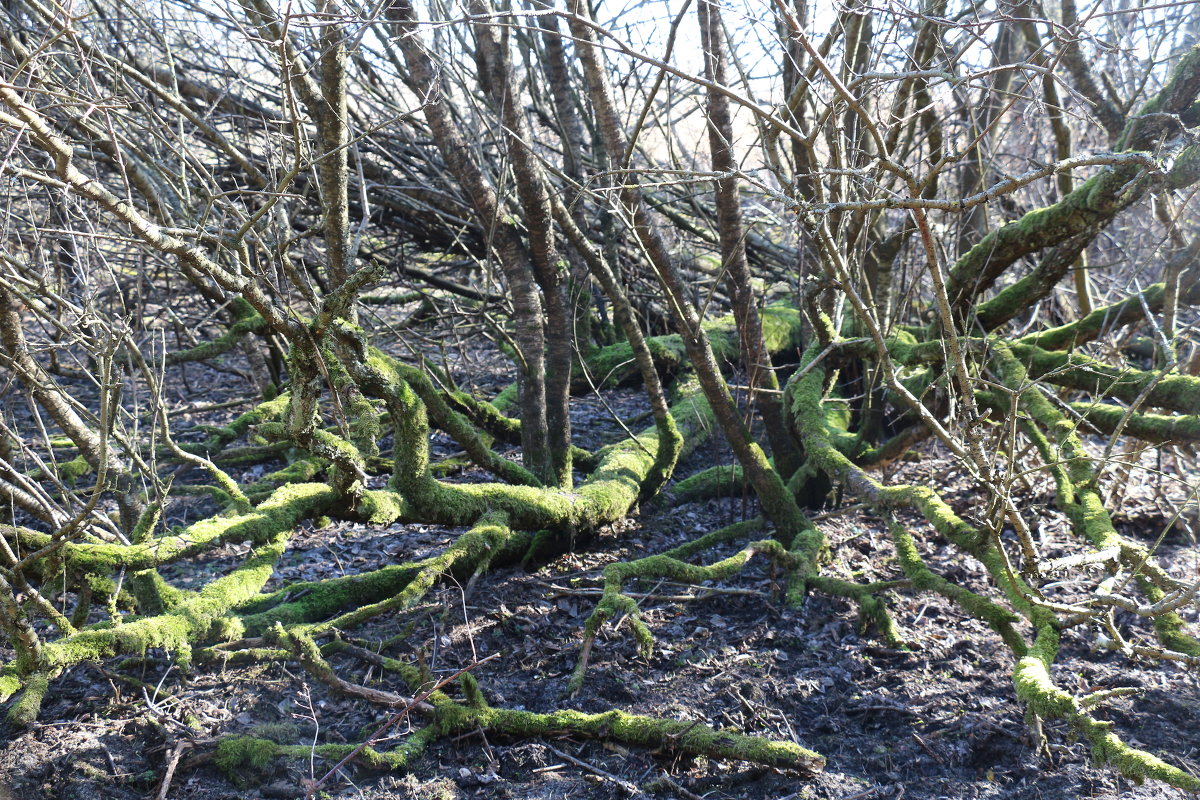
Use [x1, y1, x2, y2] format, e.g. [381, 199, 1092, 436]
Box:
[1014, 626, 1200, 790]
[1, 526, 297, 718]
[3, 482, 332, 577]
[991, 343, 1200, 656]
[165, 299, 268, 365]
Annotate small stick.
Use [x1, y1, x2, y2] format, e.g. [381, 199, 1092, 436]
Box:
[156, 740, 192, 800]
[653, 773, 705, 800]
[542, 743, 643, 796]
[303, 653, 499, 800]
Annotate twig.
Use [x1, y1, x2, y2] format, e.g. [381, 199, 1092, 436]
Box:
[156, 740, 192, 800]
[303, 653, 499, 800]
[542, 742, 644, 796]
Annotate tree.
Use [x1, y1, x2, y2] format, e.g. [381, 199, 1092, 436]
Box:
[0, 0, 1198, 793]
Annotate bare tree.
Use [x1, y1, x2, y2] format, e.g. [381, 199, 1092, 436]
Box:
[0, 0, 1198, 793]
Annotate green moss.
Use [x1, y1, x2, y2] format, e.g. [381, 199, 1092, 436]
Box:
[993, 342, 1200, 662]
[5, 672, 48, 726]
[236, 561, 419, 634]
[167, 300, 267, 365]
[214, 735, 279, 778]
[1168, 143, 1200, 189]
[673, 464, 745, 503]
[807, 575, 903, 645]
[945, 140, 1175, 310]
[20, 482, 333, 576]
[888, 519, 1023, 651]
[41, 532, 291, 672]
[570, 519, 771, 691]
[57, 455, 92, 486]
[490, 383, 519, 416]
[212, 731, 429, 780]
[461, 705, 823, 771]
[583, 305, 803, 388]
[1067, 402, 1200, 443]
[1082, 718, 1200, 788]
[327, 639, 825, 773]
[1021, 284, 1167, 351]
[356, 489, 407, 524]
[787, 345, 1041, 650]
[130, 569, 192, 615]
[370, 348, 542, 487]
[258, 457, 324, 487]
[130, 499, 164, 543]
[1009, 343, 1200, 414]
[372, 378, 715, 531]
[1013, 626, 1200, 790]
[0, 666, 22, 702]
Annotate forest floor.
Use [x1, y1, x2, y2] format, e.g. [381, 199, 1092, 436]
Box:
[1, 326, 1199, 800]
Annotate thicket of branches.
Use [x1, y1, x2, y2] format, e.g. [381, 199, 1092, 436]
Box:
[1, 0, 1199, 792]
